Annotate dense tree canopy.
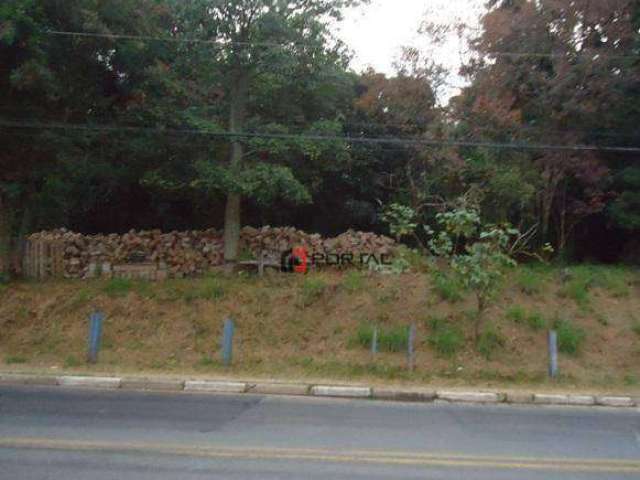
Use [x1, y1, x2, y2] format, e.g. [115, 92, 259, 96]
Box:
[1, 0, 639, 274]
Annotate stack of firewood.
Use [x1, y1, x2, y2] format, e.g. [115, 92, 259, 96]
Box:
[25, 227, 395, 279]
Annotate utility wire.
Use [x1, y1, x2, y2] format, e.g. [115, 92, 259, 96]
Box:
[2, 119, 639, 153]
[44, 30, 318, 49]
[44, 30, 640, 60]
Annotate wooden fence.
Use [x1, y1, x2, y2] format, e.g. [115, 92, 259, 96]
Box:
[22, 238, 66, 279]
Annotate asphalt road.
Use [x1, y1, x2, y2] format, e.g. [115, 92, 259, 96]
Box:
[0, 385, 639, 479]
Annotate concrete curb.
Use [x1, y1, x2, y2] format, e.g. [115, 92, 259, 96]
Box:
[121, 377, 185, 392]
[534, 394, 596, 406]
[184, 380, 247, 393]
[596, 396, 635, 407]
[57, 376, 121, 389]
[372, 388, 436, 402]
[437, 391, 504, 404]
[311, 385, 372, 398]
[0, 373, 637, 409]
[505, 392, 534, 404]
[246, 382, 310, 396]
[0, 373, 58, 386]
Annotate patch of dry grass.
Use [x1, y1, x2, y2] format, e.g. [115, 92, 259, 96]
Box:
[0, 265, 638, 389]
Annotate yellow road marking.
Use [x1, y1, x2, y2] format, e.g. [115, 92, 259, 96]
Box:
[1, 437, 639, 473]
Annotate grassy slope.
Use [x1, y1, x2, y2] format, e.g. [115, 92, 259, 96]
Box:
[0, 264, 639, 391]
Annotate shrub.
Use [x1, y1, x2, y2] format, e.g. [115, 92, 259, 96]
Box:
[632, 322, 640, 337]
[506, 305, 526, 324]
[558, 269, 592, 308]
[516, 267, 544, 295]
[183, 277, 225, 302]
[64, 355, 81, 368]
[103, 278, 133, 298]
[526, 311, 547, 331]
[554, 318, 586, 355]
[379, 326, 409, 352]
[352, 324, 409, 353]
[432, 272, 463, 303]
[299, 277, 327, 307]
[342, 270, 365, 293]
[427, 316, 464, 357]
[354, 323, 374, 348]
[594, 267, 630, 298]
[396, 245, 429, 273]
[5, 355, 27, 364]
[477, 326, 505, 359]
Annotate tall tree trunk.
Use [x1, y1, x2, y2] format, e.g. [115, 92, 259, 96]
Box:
[223, 70, 249, 264]
[0, 195, 10, 279]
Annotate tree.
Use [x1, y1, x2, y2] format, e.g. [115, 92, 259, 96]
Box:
[428, 205, 518, 342]
[451, 0, 640, 258]
[170, 0, 365, 265]
[0, 0, 176, 275]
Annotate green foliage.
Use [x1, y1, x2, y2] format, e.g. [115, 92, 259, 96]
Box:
[193, 162, 312, 206]
[378, 326, 409, 353]
[5, 355, 27, 364]
[516, 267, 545, 295]
[64, 355, 81, 368]
[427, 316, 464, 357]
[103, 278, 133, 298]
[352, 324, 408, 353]
[558, 268, 593, 308]
[432, 272, 463, 303]
[299, 277, 327, 307]
[554, 318, 586, 355]
[506, 305, 547, 331]
[593, 267, 630, 298]
[526, 311, 547, 331]
[342, 270, 365, 293]
[559, 266, 630, 304]
[477, 326, 505, 360]
[69, 288, 95, 309]
[395, 246, 429, 272]
[632, 322, 640, 337]
[184, 277, 225, 302]
[609, 167, 640, 230]
[381, 203, 417, 241]
[427, 205, 519, 344]
[505, 305, 527, 323]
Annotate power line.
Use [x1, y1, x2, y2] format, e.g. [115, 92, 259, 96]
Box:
[481, 51, 640, 60]
[44, 30, 640, 60]
[44, 30, 316, 49]
[1, 106, 638, 141]
[2, 119, 639, 153]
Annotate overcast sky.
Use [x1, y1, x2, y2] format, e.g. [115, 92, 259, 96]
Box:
[336, 0, 485, 100]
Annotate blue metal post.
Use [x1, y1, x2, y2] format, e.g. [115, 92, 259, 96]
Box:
[548, 330, 558, 379]
[407, 323, 416, 371]
[371, 327, 378, 355]
[87, 311, 104, 363]
[222, 318, 235, 366]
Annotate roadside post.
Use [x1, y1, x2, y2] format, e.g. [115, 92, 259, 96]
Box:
[371, 327, 378, 355]
[222, 317, 235, 366]
[407, 323, 416, 371]
[548, 330, 558, 379]
[87, 310, 104, 364]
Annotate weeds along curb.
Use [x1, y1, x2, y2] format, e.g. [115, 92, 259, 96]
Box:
[0, 373, 637, 409]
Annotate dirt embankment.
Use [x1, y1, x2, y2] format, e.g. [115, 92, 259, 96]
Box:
[0, 265, 639, 391]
